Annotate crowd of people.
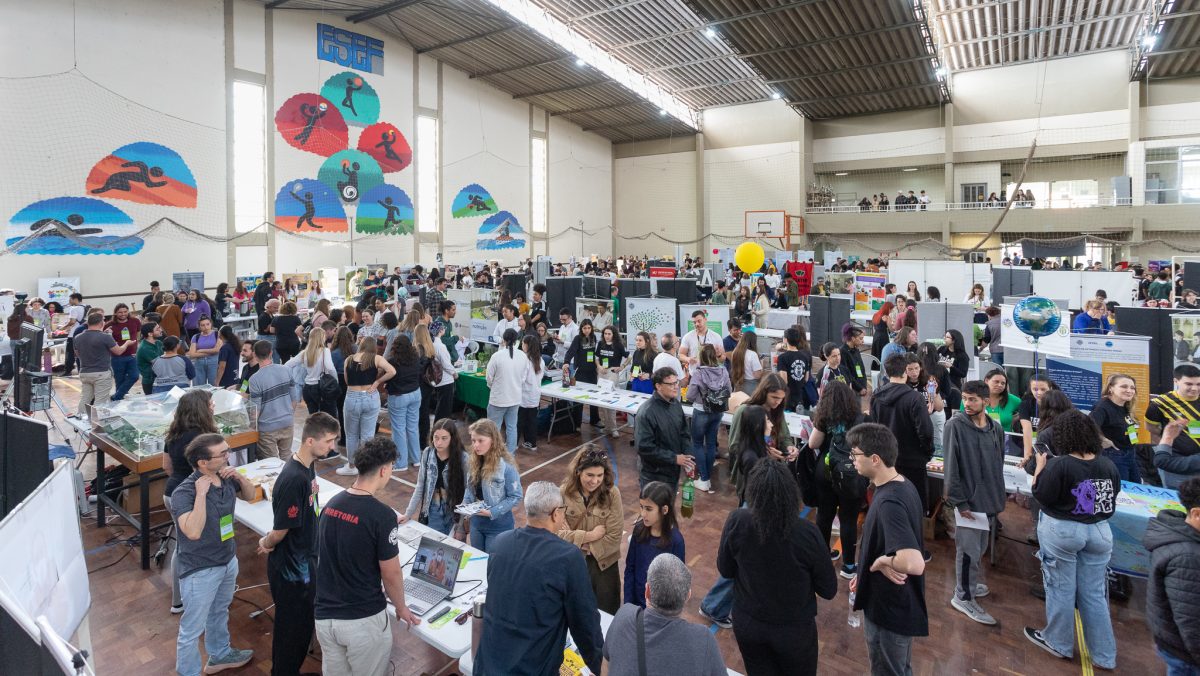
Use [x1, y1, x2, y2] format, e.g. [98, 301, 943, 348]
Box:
[5, 257, 1200, 676]
[855, 190, 934, 211]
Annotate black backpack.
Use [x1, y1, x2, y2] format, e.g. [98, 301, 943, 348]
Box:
[700, 381, 731, 413]
[822, 421, 868, 499]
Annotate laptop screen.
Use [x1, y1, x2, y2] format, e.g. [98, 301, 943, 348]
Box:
[411, 537, 465, 591]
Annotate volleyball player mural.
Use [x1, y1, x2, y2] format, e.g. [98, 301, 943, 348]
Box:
[275, 71, 414, 235]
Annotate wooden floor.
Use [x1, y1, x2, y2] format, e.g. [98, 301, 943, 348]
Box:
[49, 376, 1158, 676]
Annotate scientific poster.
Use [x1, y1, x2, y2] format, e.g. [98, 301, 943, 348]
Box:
[625, 296, 676, 342]
[853, 272, 888, 312]
[1046, 335, 1151, 440]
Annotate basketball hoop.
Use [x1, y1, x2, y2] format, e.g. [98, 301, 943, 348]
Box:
[743, 210, 799, 250]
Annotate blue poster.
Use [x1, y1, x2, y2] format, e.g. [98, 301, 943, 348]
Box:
[1046, 357, 1102, 413]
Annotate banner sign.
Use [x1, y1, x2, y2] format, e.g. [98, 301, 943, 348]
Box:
[649, 267, 676, 279]
[317, 23, 384, 73]
[37, 277, 80, 305]
[1046, 335, 1151, 444]
[625, 296, 676, 342]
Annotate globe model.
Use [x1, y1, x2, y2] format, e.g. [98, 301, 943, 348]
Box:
[1013, 296, 1061, 338]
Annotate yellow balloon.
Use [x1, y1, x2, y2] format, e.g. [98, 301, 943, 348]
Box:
[735, 242, 765, 275]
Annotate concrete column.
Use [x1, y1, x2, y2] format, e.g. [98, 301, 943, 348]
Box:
[943, 103, 955, 206]
[798, 116, 813, 249]
[1129, 81, 1142, 144]
[695, 132, 706, 256]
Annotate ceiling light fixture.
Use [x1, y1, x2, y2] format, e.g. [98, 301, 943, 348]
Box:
[935, 66, 948, 78]
[835, 172, 849, 176]
[659, 109, 667, 116]
[477, 0, 697, 126]
[1142, 35, 1157, 49]
[576, 57, 586, 66]
[902, 168, 918, 172]
[704, 27, 717, 38]
[771, 91, 781, 100]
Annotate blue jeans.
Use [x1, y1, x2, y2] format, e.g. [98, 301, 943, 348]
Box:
[111, 355, 139, 400]
[700, 576, 734, 623]
[176, 557, 239, 676]
[690, 409, 722, 482]
[470, 510, 515, 553]
[1036, 514, 1116, 669]
[193, 355, 218, 386]
[1159, 646, 1200, 676]
[343, 390, 380, 463]
[426, 500, 453, 536]
[487, 404, 519, 455]
[1104, 447, 1141, 483]
[388, 390, 422, 469]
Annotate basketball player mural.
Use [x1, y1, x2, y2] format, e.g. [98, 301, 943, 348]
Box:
[342, 76, 364, 116]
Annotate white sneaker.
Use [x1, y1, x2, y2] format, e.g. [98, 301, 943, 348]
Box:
[610, 430, 620, 438]
[335, 464, 358, 476]
[693, 479, 711, 492]
[975, 584, 990, 598]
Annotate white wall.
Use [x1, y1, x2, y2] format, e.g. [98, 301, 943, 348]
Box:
[0, 0, 228, 300]
[613, 151, 696, 257]
[548, 116, 613, 261]
[704, 141, 801, 241]
[954, 162, 1002, 200]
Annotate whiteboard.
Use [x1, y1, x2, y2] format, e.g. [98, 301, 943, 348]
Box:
[0, 462, 91, 640]
[1030, 270, 1136, 309]
[887, 260, 992, 305]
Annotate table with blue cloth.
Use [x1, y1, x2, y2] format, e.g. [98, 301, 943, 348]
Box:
[1109, 481, 1183, 577]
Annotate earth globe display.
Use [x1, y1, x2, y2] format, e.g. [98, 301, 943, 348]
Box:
[1013, 296, 1062, 338]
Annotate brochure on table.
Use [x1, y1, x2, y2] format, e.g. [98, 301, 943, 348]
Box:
[1046, 335, 1151, 438]
[679, 303, 728, 337]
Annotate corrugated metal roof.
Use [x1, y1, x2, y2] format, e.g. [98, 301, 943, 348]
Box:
[1133, 0, 1200, 80]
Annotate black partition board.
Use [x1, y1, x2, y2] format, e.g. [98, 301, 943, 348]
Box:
[500, 274, 526, 300]
[809, 296, 853, 348]
[1114, 306, 1172, 394]
[544, 277, 583, 328]
[617, 279, 651, 333]
[992, 268, 1033, 306]
[1184, 263, 1200, 296]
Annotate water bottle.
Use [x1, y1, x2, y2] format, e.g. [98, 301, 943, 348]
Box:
[847, 591, 862, 628]
[680, 468, 695, 519]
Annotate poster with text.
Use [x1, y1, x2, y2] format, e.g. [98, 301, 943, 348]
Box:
[37, 277, 80, 305]
[853, 272, 888, 312]
[1046, 335, 1151, 442]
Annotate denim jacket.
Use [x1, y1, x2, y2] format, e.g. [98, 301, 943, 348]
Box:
[405, 447, 470, 521]
[464, 458, 523, 519]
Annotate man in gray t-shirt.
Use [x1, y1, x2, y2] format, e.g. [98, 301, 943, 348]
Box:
[248, 340, 297, 461]
[604, 554, 725, 676]
[169, 434, 256, 676]
[73, 313, 134, 416]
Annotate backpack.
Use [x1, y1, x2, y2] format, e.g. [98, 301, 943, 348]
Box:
[700, 381, 731, 413]
[822, 422, 868, 499]
[422, 354, 443, 386]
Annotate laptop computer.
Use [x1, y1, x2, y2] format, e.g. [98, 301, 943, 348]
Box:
[405, 536, 465, 616]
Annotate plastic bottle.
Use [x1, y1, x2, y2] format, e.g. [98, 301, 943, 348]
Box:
[847, 591, 862, 628]
[680, 468, 695, 519]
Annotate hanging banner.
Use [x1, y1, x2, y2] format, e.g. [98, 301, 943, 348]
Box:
[1000, 303, 1072, 357]
[625, 296, 677, 342]
[680, 303, 728, 337]
[649, 267, 676, 279]
[1046, 335, 1151, 443]
[784, 261, 814, 297]
[37, 277, 80, 305]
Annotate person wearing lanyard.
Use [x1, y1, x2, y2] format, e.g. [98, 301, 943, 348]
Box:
[596, 326, 628, 437]
[839, 324, 870, 402]
[1089, 374, 1143, 483]
[1145, 364, 1200, 489]
[565, 319, 602, 427]
[105, 303, 142, 400]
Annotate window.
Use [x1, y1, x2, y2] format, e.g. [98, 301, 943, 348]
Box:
[1144, 145, 1200, 205]
[417, 115, 439, 233]
[232, 81, 266, 233]
[1004, 180, 1097, 208]
[531, 137, 547, 233]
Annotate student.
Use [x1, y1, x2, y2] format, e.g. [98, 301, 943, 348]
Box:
[400, 418, 469, 536]
[808, 380, 866, 578]
[938, 329, 971, 392]
[944, 381, 1006, 626]
[161, 390, 219, 613]
[314, 437, 421, 674]
[1143, 476, 1200, 675]
[596, 326, 628, 435]
[623, 481, 685, 608]
[157, 292, 184, 339]
[272, 302, 304, 364]
[519, 335, 544, 451]
[565, 319, 602, 427]
[1073, 299, 1113, 335]
[105, 303, 142, 400]
[137, 322, 164, 394]
[463, 418, 524, 552]
[730, 330, 763, 396]
[1024, 411, 1121, 671]
[848, 423, 928, 676]
[557, 446, 624, 614]
[840, 324, 870, 399]
[979, 368, 1021, 432]
[339, 336, 395, 476]
[384, 334, 426, 471]
[151, 336, 195, 393]
[628, 331, 658, 394]
[486, 328, 529, 455]
[776, 325, 815, 413]
[1091, 374, 1143, 483]
[214, 325, 242, 389]
[256, 413, 339, 676]
[187, 316, 222, 387]
[1145, 364, 1200, 489]
[686, 344, 731, 492]
[816, 342, 851, 396]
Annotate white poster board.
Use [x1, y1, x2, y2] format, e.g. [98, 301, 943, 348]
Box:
[1030, 270, 1136, 309]
[37, 277, 80, 305]
[1000, 303, 1072, 357]
[0, 461, 91, 640]
[446, 289, 475, 341]
[796, 250, 816, 262]
[823, 250, 844, 267]
[172, 272, 205, 294]
[679, 303, 728, 337]
[887, 260, 991, 305]
[625, 296, 677, 343]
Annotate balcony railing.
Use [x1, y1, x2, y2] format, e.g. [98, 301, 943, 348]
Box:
[804, 198, 1132, 214]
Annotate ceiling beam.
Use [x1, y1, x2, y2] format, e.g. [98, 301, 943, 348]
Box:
[469, 55, 569, 79]
[672, 75, 763, 93]
[513, 79, 613, 100]
[1147, 45, 1200, 58]
[347, 0, 424, 23]
[264, 0, 293, 8]
[550, 100, 646, 116]
[582, 117, 684, 133]
[931, 0, 1019, 18]
[764, 54, 933, 84]
[1161, 8, 1200, 20]
[570, 0, 656, 22]
[647, 21, 921, 73]
[416, 25, 519, 53]
[786, 81, 942, 106]
[940, 12, 1143, 47]
[610, 0, 826, 51]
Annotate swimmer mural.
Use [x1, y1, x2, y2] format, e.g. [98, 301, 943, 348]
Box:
[452, 184, 497, 218]
[477, 211, 525, 251]
[273, 179, 347, 232]
[356, 184, 413, 235]
[274, 93, 349, 157]
[357, 122, 411, 173]
[85, 142, 197, 208]
[320, 72, 380, 127]
[317, 150, 383, 203]
[6, 197, 142, 255]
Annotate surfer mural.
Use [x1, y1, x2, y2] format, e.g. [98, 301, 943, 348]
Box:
[477, 211, 525, 251]
[7, 196, 142, 255]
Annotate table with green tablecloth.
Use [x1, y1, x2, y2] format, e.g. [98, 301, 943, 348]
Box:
[455, 371, 490, 410]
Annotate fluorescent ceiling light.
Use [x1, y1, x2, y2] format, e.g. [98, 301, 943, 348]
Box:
[1142, 35, 1157, 49]
[902, 168, 918, 172]
[770, 91, 781, 100]
[835, 172, 849, 176]
[479, 0, 697, 127]
[935, 66, 948, 78]
[576, 57, 586, 66]
[704, 27, 717, 38]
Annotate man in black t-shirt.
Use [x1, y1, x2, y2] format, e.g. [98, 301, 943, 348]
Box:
[253, 272, 275, 317]
[314, 437, 420, 673]
[847, 423, 928, 676]
[257, 413, 339, 676]
[142, 280, 160, 316]
[776, 326, 813, 412]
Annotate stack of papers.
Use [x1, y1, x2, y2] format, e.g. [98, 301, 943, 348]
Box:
[454, 500, 487, 516]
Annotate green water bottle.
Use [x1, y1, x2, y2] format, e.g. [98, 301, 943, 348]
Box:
[681, 469, 695, 519]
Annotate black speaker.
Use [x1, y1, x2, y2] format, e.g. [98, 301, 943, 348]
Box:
[0, 412, 52, 519]
[1114, 306, 1173, 394]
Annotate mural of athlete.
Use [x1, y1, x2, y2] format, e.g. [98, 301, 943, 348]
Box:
[337, 161, 361, 201]
[467, 194, 491, 212]
[377, 196, 402, 229]
[289, 186, 320, 229]
[29, 213, 103, 237]
[294, 102, 328, 145]
[90, 161, 168, 194]
[374, 129, 401, 162]
[341, 77, 363, 115]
